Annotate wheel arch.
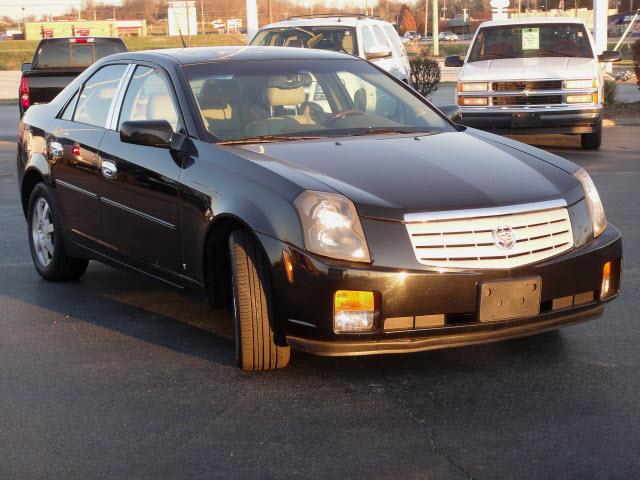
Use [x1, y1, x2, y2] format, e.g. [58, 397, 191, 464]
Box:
[21, 167, 47, 218]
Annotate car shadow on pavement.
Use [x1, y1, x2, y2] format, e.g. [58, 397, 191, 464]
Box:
[1, 261, 573, 376]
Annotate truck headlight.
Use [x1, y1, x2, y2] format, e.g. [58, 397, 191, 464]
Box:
[294, 191, 371, 262]
[574, 168, 606, 237]
[564, 79, 596, 89]
[458, 82, 489, 92]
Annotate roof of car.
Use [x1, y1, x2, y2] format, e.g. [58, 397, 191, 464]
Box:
[105, 46, 354, 66]
[479, 17, 586, 28]
[261, 15, 393, 29]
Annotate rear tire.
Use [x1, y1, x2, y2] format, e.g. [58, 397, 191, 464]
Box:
[581, 128, 602, 150]
[228, 229, 290, 371]
[27, 183, 89, 281]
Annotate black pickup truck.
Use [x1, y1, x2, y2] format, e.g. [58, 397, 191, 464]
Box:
[19, 37, 127, 116]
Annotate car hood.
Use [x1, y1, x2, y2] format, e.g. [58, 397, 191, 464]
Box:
[461, 57, 596, 82]
[237, 130, 582, 221]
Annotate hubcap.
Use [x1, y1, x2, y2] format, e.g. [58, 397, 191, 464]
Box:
[31, 197, 55, 267]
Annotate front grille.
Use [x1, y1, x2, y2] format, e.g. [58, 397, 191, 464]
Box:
[492, 95, 563, 106]
[405, 201, 574, 269]
[492, 80, 563, 91]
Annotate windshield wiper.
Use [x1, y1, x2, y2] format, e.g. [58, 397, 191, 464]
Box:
[345, 127, 430, 137]
[218, 135, 328, 145]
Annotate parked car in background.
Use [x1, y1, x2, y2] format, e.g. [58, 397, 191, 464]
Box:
[250, 14, 411, 83]
[18, 47, 621, 370]
[446, 18, 621, 149]
[439, 31, 459, 42]
[19, 36, 128, 117]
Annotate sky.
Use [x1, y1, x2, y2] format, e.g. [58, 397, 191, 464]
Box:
[0, 0, 389, 23]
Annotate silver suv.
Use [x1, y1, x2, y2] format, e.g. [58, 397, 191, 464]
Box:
[250, 14, 411, 83]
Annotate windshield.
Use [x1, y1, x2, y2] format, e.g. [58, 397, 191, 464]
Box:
[34, 41, 127, 69]
[468, 24, 593, 62]
[183, 59, 451, 143]
[251, 27, 357, 56]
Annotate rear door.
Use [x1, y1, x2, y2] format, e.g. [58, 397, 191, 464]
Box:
[96, 64, 183, 273]
[48, 63, 129, 245]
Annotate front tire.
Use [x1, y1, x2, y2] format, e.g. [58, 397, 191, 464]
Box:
[581, 128, 602, 150]
[228, 229, 290, 371]
[27, 183, 89, 281]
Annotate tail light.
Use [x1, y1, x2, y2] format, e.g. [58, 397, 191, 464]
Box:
[19, 75, 29, 110]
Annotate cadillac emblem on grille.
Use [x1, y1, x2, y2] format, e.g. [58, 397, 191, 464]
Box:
[493, 226, 516, 250]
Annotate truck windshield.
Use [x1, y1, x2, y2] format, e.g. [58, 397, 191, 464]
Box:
[33, 40, 127, 69]
[251, 27, 357, 56]
[468, 24, 593, 62]
[183, 58, 451, 142]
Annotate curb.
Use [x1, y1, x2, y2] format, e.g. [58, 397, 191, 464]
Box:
[0, 99, 17, 105]
[603, 118, 640, 127]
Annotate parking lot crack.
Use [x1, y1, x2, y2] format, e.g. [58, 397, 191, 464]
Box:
[401, 404, 479, 480]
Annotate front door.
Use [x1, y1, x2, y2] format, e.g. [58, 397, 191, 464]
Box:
[49, 64, 129, 245]
[97, 65, 183, 273]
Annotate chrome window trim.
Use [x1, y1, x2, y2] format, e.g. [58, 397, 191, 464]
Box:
[106, 63, 135, 131]
[404, 199, 568, 223]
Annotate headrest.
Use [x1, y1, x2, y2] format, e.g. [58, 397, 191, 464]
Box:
[199, 79, 241, 109]
[147, 93, 177, 127]
[342, 35, 353, 53]
[264, 75, 306, 106]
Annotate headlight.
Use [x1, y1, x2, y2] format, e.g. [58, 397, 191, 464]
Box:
[458, 82, 489, 92]
[294, 190, 371, 262]
[574, 168, 606, 237]
[564, 79, 596, 89]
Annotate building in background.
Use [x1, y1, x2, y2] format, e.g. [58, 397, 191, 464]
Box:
[167, 1, 197, 36]
[24, 21, 119, 40]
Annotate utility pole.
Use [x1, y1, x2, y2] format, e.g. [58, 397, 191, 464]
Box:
[201, 0, 205, 34]
[432, 0, 439, 56]
[424, 0, 429, 37]
[268, 0, 273, 24]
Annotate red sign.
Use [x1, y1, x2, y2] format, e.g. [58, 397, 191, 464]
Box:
[76, 29, 90, 36]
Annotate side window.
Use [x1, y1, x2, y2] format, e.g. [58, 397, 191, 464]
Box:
[372, 26, 390, 49]
[73, 64, 127, 127]
[60, 90, 79, 120]
[361, 26, 377, 53]
[117, 66, 181, 132]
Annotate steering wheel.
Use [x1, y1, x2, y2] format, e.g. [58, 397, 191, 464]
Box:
[325, 109, 365, 127]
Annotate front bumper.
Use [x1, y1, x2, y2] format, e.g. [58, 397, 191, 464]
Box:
[258, 225, 622, 356]
[459, 106, 602, 135]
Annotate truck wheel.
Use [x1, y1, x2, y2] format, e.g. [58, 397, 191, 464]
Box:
[27, 183, 89, 281]
[581, 129, 602, 150]
[228, 229, 290, 371]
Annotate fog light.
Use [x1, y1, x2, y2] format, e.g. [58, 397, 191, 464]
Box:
[334, 290, 375, 332]
[601, 261, 612, 299]
[566, 94, 593, 104]
[460, 96, 488, 106]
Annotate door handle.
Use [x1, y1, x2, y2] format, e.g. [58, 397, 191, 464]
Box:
[101, 160, 117, 179]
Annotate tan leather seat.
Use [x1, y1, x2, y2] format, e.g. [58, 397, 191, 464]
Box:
[197, 79, 245, 138]
[342, 34, 354, 54]
[245, 75, 324, 137]
[147, 93, 178, 130]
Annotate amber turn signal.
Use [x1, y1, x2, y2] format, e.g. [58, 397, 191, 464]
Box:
[334, 290, 376, 332]
[601, 261, 612, 299]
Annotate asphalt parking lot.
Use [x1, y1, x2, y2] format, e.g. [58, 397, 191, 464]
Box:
[1, 105, 639, 478]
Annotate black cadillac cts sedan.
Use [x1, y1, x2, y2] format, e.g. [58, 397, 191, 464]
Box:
[17, 47, 621, 370]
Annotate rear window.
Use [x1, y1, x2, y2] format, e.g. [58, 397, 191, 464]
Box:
[33, 40, 127, 69]
[251, 26, 358, 56]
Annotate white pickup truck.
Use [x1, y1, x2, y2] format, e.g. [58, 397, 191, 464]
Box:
[445, 18, 621, 149]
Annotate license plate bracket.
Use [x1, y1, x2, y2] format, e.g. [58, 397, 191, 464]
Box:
[511, 112, 539, 128]
[478, 276, 542, 322]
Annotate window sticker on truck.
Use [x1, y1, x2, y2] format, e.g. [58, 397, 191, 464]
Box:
[522, 27, 540, 50]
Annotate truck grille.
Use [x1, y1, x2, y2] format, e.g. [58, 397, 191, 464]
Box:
[492, 80, 563, 91]
[492, 95, 563, 106]
[405, 201, 574, 269]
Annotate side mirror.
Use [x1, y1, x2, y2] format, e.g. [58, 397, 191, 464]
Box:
[120, 120, 174, 148]
[438, 104, 461, 123]
[444, 55, 464, 67]
[21, 63, 31, 72]
[365, 45, 392, 61]
[598, 50, 621, 63]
